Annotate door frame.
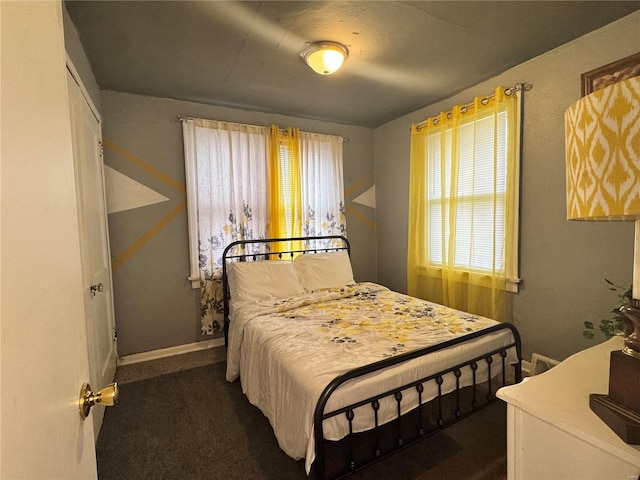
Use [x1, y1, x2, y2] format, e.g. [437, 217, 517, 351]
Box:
[67, 56, 119, 438]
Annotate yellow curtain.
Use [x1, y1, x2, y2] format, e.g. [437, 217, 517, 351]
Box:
[407, 87, 517, 321]
[268, 125, 302, 252]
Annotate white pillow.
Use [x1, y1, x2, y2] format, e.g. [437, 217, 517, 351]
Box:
[293, 250, 355, 292]
[227, 260, 306, 302]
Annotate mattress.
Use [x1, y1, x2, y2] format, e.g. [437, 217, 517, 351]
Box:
[225, 282, 517, 473]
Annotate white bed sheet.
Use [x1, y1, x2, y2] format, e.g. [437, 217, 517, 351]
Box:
[225, 283, 517, 474]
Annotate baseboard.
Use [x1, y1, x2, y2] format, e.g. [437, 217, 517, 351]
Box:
[118, 338, 225, 366]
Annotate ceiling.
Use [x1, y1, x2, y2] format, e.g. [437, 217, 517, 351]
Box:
[65, 1, 640, 128]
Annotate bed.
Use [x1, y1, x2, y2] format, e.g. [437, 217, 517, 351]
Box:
[222, 235, 522, 479]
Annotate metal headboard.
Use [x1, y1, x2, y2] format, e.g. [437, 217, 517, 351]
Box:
[221, 235, 350, 345]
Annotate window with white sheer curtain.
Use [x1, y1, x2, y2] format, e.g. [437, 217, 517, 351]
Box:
[299, 131, 346, 238]
[181, 118, 345, 335]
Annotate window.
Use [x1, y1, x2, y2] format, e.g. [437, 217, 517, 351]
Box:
[183, 120, 270, 292]
[276, 139, 296, 235]
[407, 86, 522, 321]
[427, 111, 509, 272]
[181, 118, 345, 334]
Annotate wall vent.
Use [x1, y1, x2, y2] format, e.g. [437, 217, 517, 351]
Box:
[530, 353, 560, 376]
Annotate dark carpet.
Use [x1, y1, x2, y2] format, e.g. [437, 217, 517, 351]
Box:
[96, 362, 507, 480]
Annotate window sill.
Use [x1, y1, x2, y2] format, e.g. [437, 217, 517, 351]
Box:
[507, 277, 521, 293]
[413, 264, 521, 293]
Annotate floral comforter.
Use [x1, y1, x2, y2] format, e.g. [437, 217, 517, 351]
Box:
[225, 282, 516, 473]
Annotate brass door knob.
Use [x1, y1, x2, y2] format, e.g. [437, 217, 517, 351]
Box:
[79, 382, 118, 418]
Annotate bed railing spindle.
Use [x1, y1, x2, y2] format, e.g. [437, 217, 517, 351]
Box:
[371, 399, 381, 458]
[470, 361, 478, 409]
[416, 383, 425, 436]
[486, 355, 493, 401]
[435, 376, 444, 426]
[394, 392, 404, 446]
[454, 369, 462, 418]
[346, 409, 356, 472]
[500, 350, 507, 386]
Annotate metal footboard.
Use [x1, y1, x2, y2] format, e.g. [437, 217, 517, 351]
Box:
[312, 322, 522, 479]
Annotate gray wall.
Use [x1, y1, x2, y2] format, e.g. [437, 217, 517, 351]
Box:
[373, 11, 640, 362]
[100, 92, 375, 356]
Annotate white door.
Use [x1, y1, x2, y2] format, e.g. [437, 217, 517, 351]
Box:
[67, 67, 119, 439]
[1, 1, 99, 478]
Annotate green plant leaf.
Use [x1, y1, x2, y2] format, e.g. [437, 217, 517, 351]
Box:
[583, 279, 632, 341]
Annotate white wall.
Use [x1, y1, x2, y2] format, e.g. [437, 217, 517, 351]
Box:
[1, 2, 97, 477]
[373, 11, 640, 362]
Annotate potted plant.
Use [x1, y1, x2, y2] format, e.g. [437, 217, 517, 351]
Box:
[583, 279, 633, 340]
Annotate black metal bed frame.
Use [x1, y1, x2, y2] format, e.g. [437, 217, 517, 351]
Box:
[313, 322, 521, 479]
[221, 235, 522, 480]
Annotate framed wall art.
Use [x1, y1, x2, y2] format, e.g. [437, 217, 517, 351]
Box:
[581, 51, 640, 96]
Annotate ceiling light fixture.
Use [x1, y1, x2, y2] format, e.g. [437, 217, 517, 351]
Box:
[301, 41, 348, 76]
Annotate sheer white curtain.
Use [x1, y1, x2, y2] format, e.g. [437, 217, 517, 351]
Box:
[182, 118, 270, 334]
[299, 132, 346, 245]
[183, 120, 346, 335]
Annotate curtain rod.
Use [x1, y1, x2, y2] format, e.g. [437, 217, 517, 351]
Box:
[177, 115, 350, 143]
[413, 82, 533, 131]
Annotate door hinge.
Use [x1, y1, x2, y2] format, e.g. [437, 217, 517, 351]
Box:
[113, 327, 118, 341]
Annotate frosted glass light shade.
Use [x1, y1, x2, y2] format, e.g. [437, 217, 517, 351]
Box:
[302, 42, 348, 75]
[565, 76, 640, 221]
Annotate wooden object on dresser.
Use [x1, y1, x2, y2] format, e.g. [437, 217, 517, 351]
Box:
[590, 349, 640, 445]
[497, 337, 640, 480]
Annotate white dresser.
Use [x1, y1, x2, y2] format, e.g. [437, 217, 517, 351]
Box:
[497, 336, 640, 480]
